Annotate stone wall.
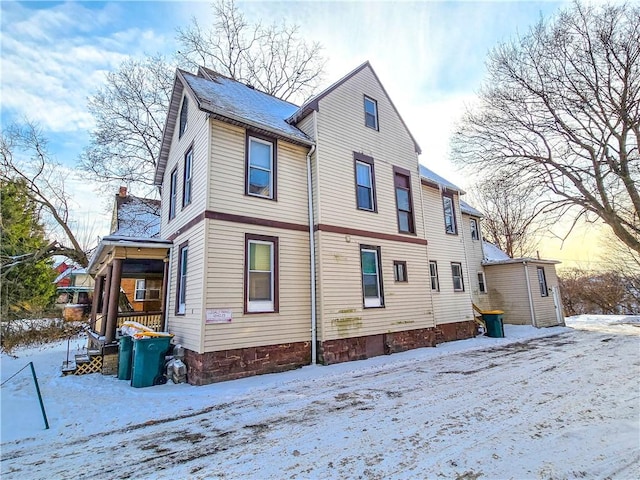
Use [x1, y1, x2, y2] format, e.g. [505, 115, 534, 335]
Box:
[184, 341, 311, 385]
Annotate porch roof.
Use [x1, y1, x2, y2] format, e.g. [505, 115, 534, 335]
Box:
[87, 235, 172, 276]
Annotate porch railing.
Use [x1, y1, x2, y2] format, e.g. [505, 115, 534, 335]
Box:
[116, 312, 163, 332]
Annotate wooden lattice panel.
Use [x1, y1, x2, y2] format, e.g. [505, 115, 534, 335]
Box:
[74, 355, 103, 375]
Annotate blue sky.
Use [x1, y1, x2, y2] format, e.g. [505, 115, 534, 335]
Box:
[4, 0, 604, 264]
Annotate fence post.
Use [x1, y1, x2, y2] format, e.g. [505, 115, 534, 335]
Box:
[28, 362, 49, 430]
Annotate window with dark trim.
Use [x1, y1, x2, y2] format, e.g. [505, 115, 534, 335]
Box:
[169, 168, 178, 221]
[245, 234, 279, 313]
[429, 261, 440, 291]
[354, 152, 376, 211]
[364, 96, 379, 130]
[477, 271, 487, 293]
[179, 96, 188, 138]
[360, 245, 384, 308]
[176, 242, 188, 315]
[537, 267, 548, 297]
[451, 262, 464, 292]
[393, 261, 407, 282]
[246, 132, 276, 200]
[470, 218, 479, 240]
[443, 193, 457, 234]
[183, 148, 193, 208]
[394, 167, 415, 234]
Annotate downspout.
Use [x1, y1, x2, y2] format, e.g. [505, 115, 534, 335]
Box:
[306, 143, 317, 365]
[162, 248, 174, 332]
[523, 262, 537, 327]
[417, 169, 436, 326]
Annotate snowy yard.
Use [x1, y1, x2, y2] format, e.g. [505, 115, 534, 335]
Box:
[1, 316, 639, 479]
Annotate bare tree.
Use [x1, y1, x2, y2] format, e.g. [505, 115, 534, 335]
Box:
[559, 268, 637, 315]
[79, 55, 174, 192]
[176, 0, 325, 102]
[470, 173, 550, 258]
[453, 2, 640, 254]
[1, 121, 90, 267]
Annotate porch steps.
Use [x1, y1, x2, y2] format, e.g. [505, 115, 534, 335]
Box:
[61, 351, 104, 376]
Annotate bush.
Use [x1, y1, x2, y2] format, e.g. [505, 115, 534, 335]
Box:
[1, 318, 86, 355]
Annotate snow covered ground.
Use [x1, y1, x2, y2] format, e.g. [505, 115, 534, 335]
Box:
[1, 315, 639, 479]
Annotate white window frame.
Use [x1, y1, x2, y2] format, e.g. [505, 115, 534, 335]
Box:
[179, 96, 188, 138]
[470, 218, 479, 241]
[247, 239, 275, 312]
[361, 246, 383, 308]
[443, 195, 457, 234]
[183, 148, 193, 207]
[477, 271, 487, 293]
[364, 96, 379, 130]
[177, 245, 188, 314]
[247, 136, 274, 199]
[169, 168, 178, 220]
[537, 266, 548, 297]
[134, 279, 146, 301]
[451, 262, 464, 292]
[429, 261, 440, 291]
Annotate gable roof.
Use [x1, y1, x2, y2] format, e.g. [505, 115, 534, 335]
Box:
[419, 165, 465, 194]
[460, 199, 483, 217]
[155, 68, 313, 185]
[112, 194, 161, 238]
[287, 61, 422, 154]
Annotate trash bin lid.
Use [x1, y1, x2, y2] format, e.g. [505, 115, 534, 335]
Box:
[483, 310, 504, 314]
[133, 331, 174, 339]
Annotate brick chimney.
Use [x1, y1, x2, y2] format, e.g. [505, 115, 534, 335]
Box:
[118, 186, 127, 197]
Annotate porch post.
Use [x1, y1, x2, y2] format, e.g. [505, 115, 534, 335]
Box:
[105, 258, 123, 344]
[100, 265, 113, 337]
[90, 275, 103, 331]
[161, 256, 170, 331]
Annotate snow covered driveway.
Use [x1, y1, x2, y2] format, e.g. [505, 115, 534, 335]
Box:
[2, 319, 639, 479]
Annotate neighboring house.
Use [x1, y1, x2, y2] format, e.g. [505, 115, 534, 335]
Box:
[53, 263, 94, 320]
[86, 61, 563, 384]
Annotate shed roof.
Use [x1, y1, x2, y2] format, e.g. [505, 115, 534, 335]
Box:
[419, 165, 464, 193]
[460, 199, 483, 217]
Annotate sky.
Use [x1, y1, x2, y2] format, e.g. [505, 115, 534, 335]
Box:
[0, 0, 607, 268]
[1, 315, 639, 477]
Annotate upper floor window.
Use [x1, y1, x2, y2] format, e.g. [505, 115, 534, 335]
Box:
[470, 218, 479, 240]
[537, 267, 548, 297]
[246, 234, 278, 313]
[169, 168, 178, 221]
[451, 262, 464, 292]
[179, 96, 188, 138]
[354, 152, 376, 211]
[394, 168, 415, 234]
[246, 134, 276, 200]
[183, 148, 193, 208]
[361, 245, 384, 308]
[176, 242, 188, 314]
[443, 194, 457, 234]
[429, 261, 440, 291]
[364, 96, 378, 130]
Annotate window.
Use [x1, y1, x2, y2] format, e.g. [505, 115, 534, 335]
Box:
[451, 262, 464, 292]
[364, 96, 378, 130]
[169, 168, 178, 220]
[183, 148, 193, 207]
[429, 261, 440, 291]
[394, 168, 415, 234]
[443, 194, 457, 234]
[477, 271, 487, 293]
[246, 234, 278, 313]
[246, 134, 275, 199]
[176, 243, 188, 314]
[361, 245, 383, 307]
[537, 267, 548, 297]
[354, 152, 376, 211]
[393, 261, 407, 282]
[135, 279, 161, 301]
[179, 96, 188, 138]
[470, 218, 479, 240]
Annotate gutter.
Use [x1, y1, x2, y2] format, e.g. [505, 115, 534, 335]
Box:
[523, 262, 537, 327]
[306, 142, 317, 365]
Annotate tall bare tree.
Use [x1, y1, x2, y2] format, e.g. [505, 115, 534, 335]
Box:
[470, 173, 550, 258]
[453, 2, 640, 254]
[1, 121, 90, 267]
[81, 0, 325, 191]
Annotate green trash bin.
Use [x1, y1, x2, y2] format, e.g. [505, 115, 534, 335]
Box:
[131, 335, 173, 388]
[118, 335, 133, 380]
[482, 310, 505, 338]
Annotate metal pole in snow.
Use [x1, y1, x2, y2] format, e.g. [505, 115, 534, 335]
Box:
[28, 362, 49, 430]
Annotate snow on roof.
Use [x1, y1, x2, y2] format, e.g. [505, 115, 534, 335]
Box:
[114, 196, 161, 238]
[181, 70, 312, 145]
[482, 241, 511, 262]
[419, 165, 464, 193]
[459, 200, 483, 217]
[53, 267, 88, 284]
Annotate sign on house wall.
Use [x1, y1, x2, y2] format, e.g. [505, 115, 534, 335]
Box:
[206, 309, 233, 324]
